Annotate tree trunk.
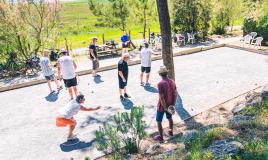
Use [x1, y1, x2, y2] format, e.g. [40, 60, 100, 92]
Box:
[143, 7, 146, 39]
[156, 0, 175, 80]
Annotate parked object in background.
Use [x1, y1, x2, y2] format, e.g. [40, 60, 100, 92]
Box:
[176, 34, 185, 46]
[187, 33, 195, 44]
[243, 35, 252, 48]
[251, 37, 263, 49]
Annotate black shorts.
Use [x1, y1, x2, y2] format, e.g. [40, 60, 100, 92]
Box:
[45, 74, 55, 81]
[118, 77, 128, 89]
[63, 77, 77, 88]
[141, 66, 151, 73]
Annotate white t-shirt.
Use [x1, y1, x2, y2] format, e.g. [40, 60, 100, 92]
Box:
[58, 56, 76, 80]
[40, 57, 54, 76]
[140, 48, 153, 67]
[58, 100, 81, 119]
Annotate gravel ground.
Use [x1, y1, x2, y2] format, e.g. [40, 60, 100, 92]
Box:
[1, 47, 268, 160]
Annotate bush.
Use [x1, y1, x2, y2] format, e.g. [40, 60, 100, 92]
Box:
[95, 106, 147, 158]
[243, 13, 268, 45]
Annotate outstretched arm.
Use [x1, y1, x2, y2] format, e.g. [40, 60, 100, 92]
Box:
[80, 105, 101, 111]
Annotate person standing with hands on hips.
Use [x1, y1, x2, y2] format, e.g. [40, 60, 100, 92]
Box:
[89, 37, 99, 77]
[118, 53, 131, 101]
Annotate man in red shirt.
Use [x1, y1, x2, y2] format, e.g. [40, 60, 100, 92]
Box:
[154, 66, 177, 142]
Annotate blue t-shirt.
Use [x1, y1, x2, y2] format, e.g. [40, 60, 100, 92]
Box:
[121, 35, 129, 43]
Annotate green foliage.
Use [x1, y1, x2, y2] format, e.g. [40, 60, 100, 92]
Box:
[242, 138, 268, 160]
[172, 0, 211, 40]
[88, 0, 130, 31]
[242, 0, 268, 43]
[95, 106, 147, 157]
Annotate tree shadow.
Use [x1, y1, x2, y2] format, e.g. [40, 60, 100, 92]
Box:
[121, 98, 134, 110]
[45, 91, 60, 102]
[175, 91, 204, 129]
[60, 138, 96, 152]
[93, 75, 104, 84]
[80, 114, 114, 129]
[144, 85, 158, 93]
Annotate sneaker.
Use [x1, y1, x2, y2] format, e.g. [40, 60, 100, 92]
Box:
[168, 130, 173, 137]
[50, 90, 56, 94]
[57, 86, 63, 91]
[67, 134, 77, 141]
[124, 93, 131, 98]
[140, 82, 144, 86]
[120, 95, 125, 101]
[153, 135, 164, 143]
[145, 83, 151, 86]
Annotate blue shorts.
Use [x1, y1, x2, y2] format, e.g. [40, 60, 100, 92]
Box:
[156, 111, 172, 122]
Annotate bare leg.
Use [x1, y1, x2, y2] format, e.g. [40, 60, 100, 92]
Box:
[119, 89, 123, 96]
[124, 87, 127, 94]
[73, 86, 78, 97]
[140, 72, 144, 83]
[68, 87, 73, 99]
[67, 124, 76, 139]
[55, 79, 60, 88]
[47, 80, 52, 92]
[92, 70, 96, 76]
[157, 122, 163, 138]
[146, 73, 150, 84]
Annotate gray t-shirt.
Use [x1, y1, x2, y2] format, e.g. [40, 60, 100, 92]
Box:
[40, 57, 54, 76]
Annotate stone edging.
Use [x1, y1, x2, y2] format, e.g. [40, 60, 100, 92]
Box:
[0, 43, 224, 92]
[226, 44, 268, 55]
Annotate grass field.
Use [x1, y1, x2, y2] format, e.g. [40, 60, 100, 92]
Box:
[58, 0, 160, 49]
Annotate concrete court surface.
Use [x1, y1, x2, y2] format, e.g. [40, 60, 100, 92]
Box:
[1, 47, 268, 160]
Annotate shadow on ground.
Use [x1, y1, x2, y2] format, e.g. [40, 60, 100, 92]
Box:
[60, 138, 96, 152]
[144, 85, 158, 93]
[93, 75, 104, 84]
[121, 98, 134, 110]
[45, 91, 60, 102]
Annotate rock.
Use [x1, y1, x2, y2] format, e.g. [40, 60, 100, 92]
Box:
[153, 148, 177, 159]
[262, 86, 268, 98]
[207, 140, 244, 159]
[125, 154, 136, 160]
[230, 115, 255, 126]
[248, 96, 262, 107]
[182, 130, 198, 141]
[245, 91, 260, 103]
[145, 143, 161, 155]
[232, 102, 247, 114]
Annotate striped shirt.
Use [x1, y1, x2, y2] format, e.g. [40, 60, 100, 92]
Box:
[40, 57, 54, 76]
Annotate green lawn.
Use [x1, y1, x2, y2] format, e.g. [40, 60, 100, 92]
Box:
[58, 0, 160, 49]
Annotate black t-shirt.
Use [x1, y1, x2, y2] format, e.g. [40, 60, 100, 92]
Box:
[89, 43, 97, 59]
[118, 60, 128, 79]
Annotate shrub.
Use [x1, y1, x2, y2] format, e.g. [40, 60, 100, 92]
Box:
[95, 106, 147, 157]
[243, 13, 268, 45]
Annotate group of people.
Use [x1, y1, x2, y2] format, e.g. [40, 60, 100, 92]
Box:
[39, 33, 177, 143]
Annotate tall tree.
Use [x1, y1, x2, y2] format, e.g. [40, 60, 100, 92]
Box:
[131, 0, 157, 39]
[173, 0, 211, 40]
[0, 0, 60, 59]
[89, 0, 130, 31]
[156, 0, 175, 80]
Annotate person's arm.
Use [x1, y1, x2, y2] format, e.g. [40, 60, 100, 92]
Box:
[118, 71, 126, 82]
[80, 105, 101, 111]
[73, 61, 77, 70]
[57, 61, 61, 80]
[89, 48, 97, 60]
[159, 93, 167, 111]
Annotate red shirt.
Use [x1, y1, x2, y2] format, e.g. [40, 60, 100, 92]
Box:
[157, 78, 177, 112]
